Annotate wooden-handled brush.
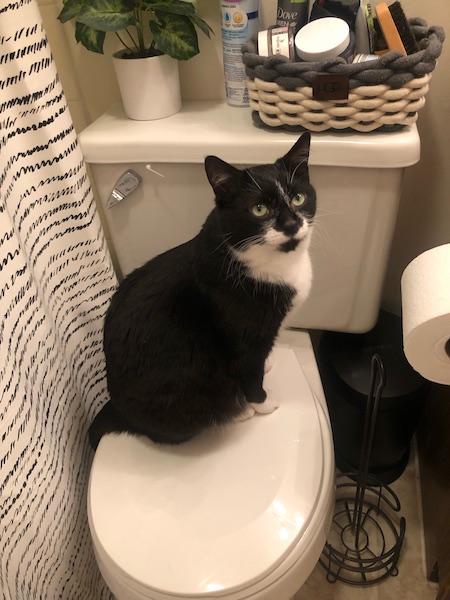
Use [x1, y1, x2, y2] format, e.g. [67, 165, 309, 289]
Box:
[375, 2, 418, 56]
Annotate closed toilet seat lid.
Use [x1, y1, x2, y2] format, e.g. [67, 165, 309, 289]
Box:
[88, 347, 327, 597]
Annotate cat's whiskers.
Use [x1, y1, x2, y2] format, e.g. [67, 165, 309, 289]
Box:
[224, 234, 264, 291]
[234, 233, 264, 254]
[244, 169, 262, 191]
[289, 158, 306, 185]
[224, 246, 246, 290]
[233, 261, 248, 292]
[280, 160, 291, 186]
[308, 207, 338, 254]
[212, 233, 232, 254]
[309, 220, 332, 255]
[314, 206, 342, 218]
[223, 246, 237, 280]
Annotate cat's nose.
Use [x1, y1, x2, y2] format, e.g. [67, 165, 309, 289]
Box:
[283, 217, 300, 236]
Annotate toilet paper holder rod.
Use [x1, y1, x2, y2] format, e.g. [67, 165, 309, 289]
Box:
[320, 354, 406, 586]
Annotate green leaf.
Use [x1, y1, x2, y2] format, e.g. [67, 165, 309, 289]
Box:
[58, 0, 88, 23]
[142, 1, 196, 17]
[189, 14, 214, 38]
[75, 22, 106, 53]
[150, 12, 199, 60]
[77, 0, 137, 32]
[145, 2, 214, 38]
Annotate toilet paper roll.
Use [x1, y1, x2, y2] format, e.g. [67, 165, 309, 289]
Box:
[401, 244, 450, 384]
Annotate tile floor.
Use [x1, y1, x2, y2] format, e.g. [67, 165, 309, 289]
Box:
[293, 444, 438, 600]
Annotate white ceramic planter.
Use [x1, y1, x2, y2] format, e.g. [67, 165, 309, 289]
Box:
[112, 51, 182, 121]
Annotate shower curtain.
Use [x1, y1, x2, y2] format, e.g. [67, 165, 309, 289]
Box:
[1, 1, 116, 598]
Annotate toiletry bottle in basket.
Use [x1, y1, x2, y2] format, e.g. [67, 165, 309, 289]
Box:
[221, 0, 260, 107]
[276, 0, 309, 36]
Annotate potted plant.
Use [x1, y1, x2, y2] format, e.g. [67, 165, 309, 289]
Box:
[58, 0, 213, 120]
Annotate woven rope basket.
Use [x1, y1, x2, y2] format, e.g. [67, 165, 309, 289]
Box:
[242, 19, 445, 133]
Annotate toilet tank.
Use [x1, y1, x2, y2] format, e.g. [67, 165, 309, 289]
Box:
[79, 101, 420, 334]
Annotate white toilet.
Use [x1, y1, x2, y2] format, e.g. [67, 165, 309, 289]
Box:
[80, 101, 420, 600]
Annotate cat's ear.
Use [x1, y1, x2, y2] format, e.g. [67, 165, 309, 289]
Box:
[205, 156, 242, 198]
[279, 132, 311, 179]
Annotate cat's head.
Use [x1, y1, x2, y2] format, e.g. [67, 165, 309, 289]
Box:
[204, 133, 316, 254]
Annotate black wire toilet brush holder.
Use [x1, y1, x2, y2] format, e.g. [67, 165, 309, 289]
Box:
[320, 354, 406, 586]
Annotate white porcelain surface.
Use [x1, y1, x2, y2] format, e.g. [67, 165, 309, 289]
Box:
[89, 347, 333, 598]
[79, 100, 420, 168]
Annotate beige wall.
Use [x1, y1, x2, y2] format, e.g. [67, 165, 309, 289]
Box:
[381, 0, 450, 314]
[39, 0, 449, 314]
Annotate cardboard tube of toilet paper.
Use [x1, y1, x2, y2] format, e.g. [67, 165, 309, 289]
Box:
[401, 244, 450, 385]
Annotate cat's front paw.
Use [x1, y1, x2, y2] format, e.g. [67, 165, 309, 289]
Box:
[249, 394, 280, 414]
[234, 403, 256, 422]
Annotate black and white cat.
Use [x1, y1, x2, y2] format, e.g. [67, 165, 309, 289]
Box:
[89, 132, 316, 449]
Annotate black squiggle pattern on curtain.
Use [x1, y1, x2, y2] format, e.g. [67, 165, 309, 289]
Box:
[0, 1, 116, 598]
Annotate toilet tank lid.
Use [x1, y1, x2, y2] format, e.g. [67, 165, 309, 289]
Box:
[79, 101, 420, 169]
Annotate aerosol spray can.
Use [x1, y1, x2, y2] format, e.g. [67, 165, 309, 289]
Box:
[221, 0, 260, 107]
[276, 0, 309, 36]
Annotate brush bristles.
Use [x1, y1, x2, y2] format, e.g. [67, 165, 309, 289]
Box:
[389, 1, 418, 55]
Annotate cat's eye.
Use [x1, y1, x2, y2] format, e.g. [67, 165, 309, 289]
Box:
[251, 204, 269, 217]
[292, 193, 306, 207]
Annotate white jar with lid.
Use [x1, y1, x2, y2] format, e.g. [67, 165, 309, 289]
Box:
[295, 17, 355, 63]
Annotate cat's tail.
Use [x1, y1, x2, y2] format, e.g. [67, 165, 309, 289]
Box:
[88, 401, 198, 450]
[88, 402, 131, 450]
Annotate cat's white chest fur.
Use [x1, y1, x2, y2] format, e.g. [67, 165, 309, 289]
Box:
[232, 230, 313, 304]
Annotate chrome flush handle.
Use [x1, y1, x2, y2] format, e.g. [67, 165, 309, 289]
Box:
[107, 169, 142, 209]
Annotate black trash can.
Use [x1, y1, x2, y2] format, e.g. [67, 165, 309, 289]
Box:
[316, 310, 430, 484]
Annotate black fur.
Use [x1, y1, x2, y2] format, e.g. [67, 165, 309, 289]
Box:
[89, 133, 316, 449]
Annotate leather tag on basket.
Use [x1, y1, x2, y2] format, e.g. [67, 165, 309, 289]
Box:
[313, 74, 350, 101]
